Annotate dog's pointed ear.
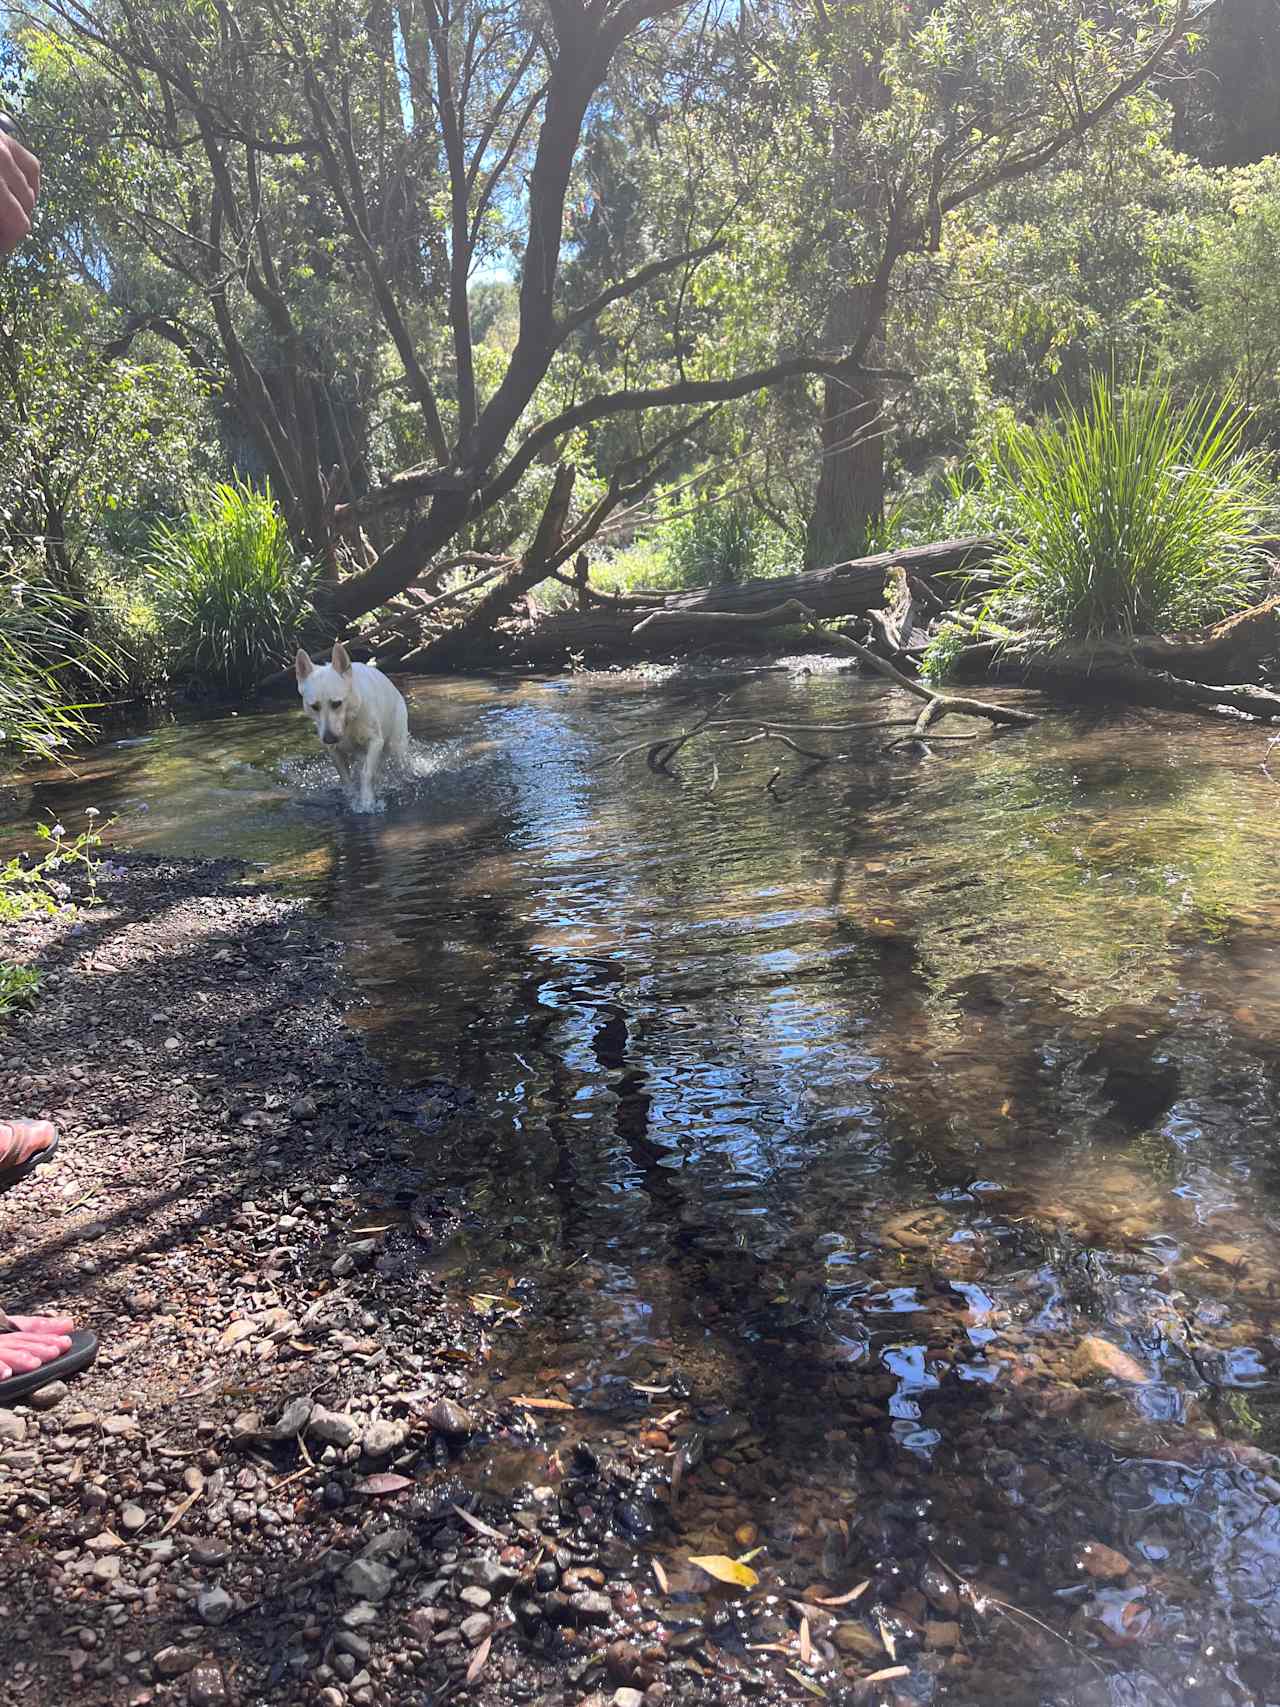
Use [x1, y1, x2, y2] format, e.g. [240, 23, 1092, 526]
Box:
[332, 639, 353, 677]
[295, 648, 314, 683]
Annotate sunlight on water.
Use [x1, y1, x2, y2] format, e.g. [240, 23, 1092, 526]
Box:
[8, 671, 1280, 1700]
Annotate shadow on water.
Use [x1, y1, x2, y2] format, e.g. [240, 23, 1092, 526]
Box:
[8, 671, 1280, 1701]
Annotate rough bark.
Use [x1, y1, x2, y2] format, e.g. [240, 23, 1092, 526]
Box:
[947, 598, 1280, 720]
[506, 535, 998, 666]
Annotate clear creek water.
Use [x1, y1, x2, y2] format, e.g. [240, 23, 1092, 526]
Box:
[7, 665, 1280, 1704]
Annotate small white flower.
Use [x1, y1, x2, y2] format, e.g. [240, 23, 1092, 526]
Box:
[85, 807, 100, 819]
[50, 822, 65, 837]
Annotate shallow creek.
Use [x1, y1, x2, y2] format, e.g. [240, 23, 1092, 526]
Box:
[7, 665, 1280, 1703]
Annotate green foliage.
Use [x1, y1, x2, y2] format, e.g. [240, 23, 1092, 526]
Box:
[0, 578, 118, 761]
[981, 376, 1271, 644]
[0, 811, 109, 925]
[0, 963, 42, 1019]
[148, 480, 317, 692]
[663, 499, 794, 587]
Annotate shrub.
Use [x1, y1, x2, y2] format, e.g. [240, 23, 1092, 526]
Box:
[981, 375, 1271, 644]
[148, 479, 317, 692]
[663, 498, 794, 587]
[0, 574, 117, 761]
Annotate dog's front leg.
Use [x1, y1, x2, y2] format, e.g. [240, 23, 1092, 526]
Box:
[331, 748, 354, 798]
[352, 735, 384, 813]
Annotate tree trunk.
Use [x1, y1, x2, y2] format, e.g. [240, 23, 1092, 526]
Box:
[806, 369, 885, 568]
[491, 535, 997, 667]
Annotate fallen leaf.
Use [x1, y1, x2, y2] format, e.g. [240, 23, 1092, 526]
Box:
[786, 1668, 827, 1698]
[451, 1504, 505, 1542]
[688, 1554, 759, 1590]
[158, 1488, 201, 1538]
[509, 1395, 575, 1412]
[219, 1320, 257, 1349]
[630, 1382, 672, 1395]
[464, 1633, 491, 1685]
[862, 1666, 909, 1685]
[800, 1616, 812, 1664]
[652, 1559, 669, 1595]
[354, 1473, 413, 1495]
[813, 1579, 871, 1607]
[747, 1643, 791, 1654]
[737, 1546, 766, 1564]
[878, 1619, 898, 1661]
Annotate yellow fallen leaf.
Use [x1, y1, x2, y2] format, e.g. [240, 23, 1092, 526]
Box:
[863, 1666, 909, 1685]
[800, 1615, 812, 1664]
[878, 1618, 898, 1661]
[813, 1579, 871, 1607]
[652, 1558, 669, 1594]
[509, 1395, 575, 1411]
[688, 1553, 759, 1590]
[737, 1546, 766, 1564]
[786, 1668, 827, 1697]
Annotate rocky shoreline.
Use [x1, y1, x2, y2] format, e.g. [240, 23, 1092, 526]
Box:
[6, 852, 1210, 1707]
[1, 856, 927, 1707]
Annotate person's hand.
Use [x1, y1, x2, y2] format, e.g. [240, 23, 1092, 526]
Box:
[0, 121, 40, 256]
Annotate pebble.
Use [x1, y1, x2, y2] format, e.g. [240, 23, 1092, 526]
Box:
[613, 1691, 645, 1707]
[360, 1417, 407, 1457]
[270, 1396, 314, 1439]
[1074, 1540, 1132, 1582]
[568, 1590, 613, 1625]
[924, 1620, 961, 1650]
[28, 1381, 69, 1412]
[196, 1587, 233, 1627]
[1073, 1335, 1149, 1384]
[92, 1557, 122, 1584]
[153, 1647, 199, 1678]
[461, 1556, 517, 1593]
[188, 1667, 227, 1706]
[832, 1623, 882, 1660]
[425, 1397, 474, 1438]
[460, 1612, 493, 1645]
[121, 1503, 147, 1534]
[343, 1558, 395, 1603]
[460, 1585, 492, 1609]
[0, 1408, 25, 1441]
[310, 1407, 359, 1448]
[920, 1562, 960, 1616]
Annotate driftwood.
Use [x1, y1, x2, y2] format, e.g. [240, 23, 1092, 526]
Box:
[512, 535, 998, 665]
[631, 597, 816, 637]
[945, 596, 1280, 720]
[601, 605, 1037, 793]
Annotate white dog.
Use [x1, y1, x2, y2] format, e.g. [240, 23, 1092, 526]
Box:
[295, 641, 409, 813]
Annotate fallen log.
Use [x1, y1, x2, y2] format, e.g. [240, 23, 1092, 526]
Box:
[507, 535, 998, 665]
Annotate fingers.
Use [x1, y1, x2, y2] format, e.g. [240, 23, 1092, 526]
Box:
[5, 1315, 76, 1337]
[0, 175, 31, 256]
[0, 131, 41, 257]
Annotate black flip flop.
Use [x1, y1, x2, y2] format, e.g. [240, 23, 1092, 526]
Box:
[0, 1128, 59, 1192]
[0, 1328, 98, 1405]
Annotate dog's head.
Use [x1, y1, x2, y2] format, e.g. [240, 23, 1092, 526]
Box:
[296, 642, 357, 746]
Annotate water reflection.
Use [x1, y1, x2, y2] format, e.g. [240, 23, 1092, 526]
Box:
[7, 671, 1280, 1699]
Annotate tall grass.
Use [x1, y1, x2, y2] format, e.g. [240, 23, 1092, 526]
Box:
[0, 578, 114, 762]
[984, 376, 1271, 644]
[148, 479, 316, 692]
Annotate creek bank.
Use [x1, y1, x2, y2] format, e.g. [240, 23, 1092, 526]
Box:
[0, 854, 992, 1707]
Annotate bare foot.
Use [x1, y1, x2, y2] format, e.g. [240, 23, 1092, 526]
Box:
[0, 1314, 74, 1380]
